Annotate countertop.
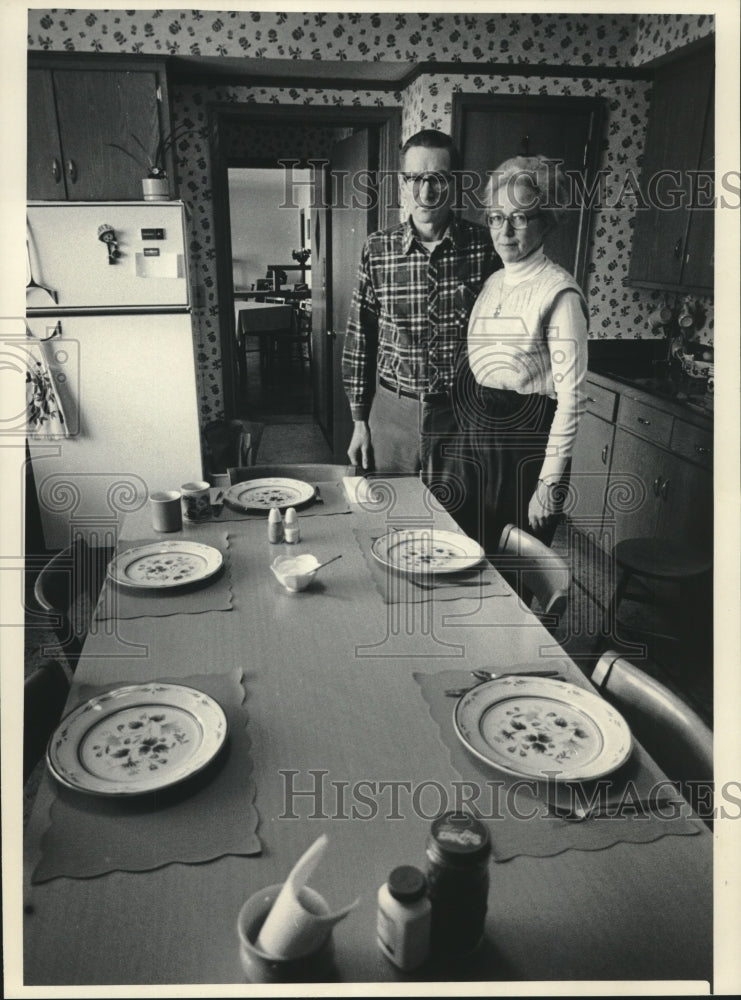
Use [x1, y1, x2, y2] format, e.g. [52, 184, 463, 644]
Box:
[587, 363, 714, 425]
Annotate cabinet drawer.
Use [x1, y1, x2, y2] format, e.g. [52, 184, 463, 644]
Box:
[617, 396, 674, 448]
[584, 381, 618, 422]
[671, 420, 713, 468]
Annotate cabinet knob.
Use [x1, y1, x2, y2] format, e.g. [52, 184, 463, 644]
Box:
[695, 445, 710, 455]
[637, 417, 651, 426]
[586, 395, 596, 403]
[66, 160, 78, 184]
[653, 476, 662, 497]
[51, 158, 61, 182]
[660, 478, 670, 501]
[601, 444, 609, 465]
[673, 239, 682, 259]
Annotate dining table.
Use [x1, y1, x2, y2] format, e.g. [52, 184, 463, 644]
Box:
[234, 300, 295, 391]
[22, 475, 713, 989]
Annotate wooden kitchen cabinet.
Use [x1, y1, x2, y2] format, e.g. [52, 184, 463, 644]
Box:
[627, 42, 714, 293]
[27, 56, 172, 201]
[568, 391, 616, 529]
[568, 373, 713, 554]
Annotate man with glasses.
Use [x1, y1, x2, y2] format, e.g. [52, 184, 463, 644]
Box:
[342, 129, 498, 484]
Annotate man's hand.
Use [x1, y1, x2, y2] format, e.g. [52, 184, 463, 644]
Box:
[348, 421, 371, 469]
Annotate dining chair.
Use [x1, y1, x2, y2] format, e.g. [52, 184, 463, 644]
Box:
[32, 536, 110, 672]
[591, 650, 713, 823]
[227, 463, 357, 485]
[24, 658, 70, 784]
[494, 523, 571, 630]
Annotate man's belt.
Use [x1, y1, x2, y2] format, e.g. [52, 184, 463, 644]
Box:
[378, 376, 449, 404]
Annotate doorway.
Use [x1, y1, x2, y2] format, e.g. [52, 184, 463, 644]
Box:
[209, 104, 402, 463]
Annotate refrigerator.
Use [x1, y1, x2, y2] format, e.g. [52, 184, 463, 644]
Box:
[26, 201, 203, 550]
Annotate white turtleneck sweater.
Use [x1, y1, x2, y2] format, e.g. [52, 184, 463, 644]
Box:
[466, 249, 588, 482]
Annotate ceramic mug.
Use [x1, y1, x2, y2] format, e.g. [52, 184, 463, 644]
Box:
[180, 480, 212, 523]
[236, 883, 335, 984]
[150, 490, 182, 532]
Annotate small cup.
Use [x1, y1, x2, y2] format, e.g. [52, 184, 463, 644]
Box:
[150, 490, 182, 532]
[180, 480, 212, 523]
[237, 883, 335, 984]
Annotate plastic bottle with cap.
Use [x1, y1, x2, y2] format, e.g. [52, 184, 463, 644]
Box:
[376, 865, 431, 971]
[284, 506, 300, 544]
[267, 506, 284, 544]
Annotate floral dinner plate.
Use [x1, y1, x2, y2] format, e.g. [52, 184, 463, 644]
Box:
[224, 477, 316, 512]
[371, 528, 484, 575]
[454, 676, 632, 782]
[108, 541, 223, 590]
[46, 682, 228, 796]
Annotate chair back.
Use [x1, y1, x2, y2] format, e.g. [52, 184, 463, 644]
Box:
[228, 463, 356, 485]
[496, 523, 570, 620]
[33, 536, 110, 671]
[591, 651, 713, 816]
[24, 660, 70, 783]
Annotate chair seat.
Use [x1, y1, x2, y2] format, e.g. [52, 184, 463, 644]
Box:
[613, 538, 712, 581]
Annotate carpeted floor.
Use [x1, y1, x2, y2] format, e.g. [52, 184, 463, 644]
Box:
[257, 421, 334, 464]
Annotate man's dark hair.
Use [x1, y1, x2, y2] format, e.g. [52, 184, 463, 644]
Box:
[400, 129, 460, 172]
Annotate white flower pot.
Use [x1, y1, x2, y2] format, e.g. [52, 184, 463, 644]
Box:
[142, 177, 170, 201]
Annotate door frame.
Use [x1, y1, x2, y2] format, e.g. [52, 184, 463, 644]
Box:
[451, 93, 605, 290]
[208, 103, 402, 421]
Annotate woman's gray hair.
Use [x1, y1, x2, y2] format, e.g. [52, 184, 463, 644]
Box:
[486, 155, 570, 228]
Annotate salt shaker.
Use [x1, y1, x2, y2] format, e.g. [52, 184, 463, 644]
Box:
[425, 811, 491, 957]
[377, 865, 431, 971]
[268, 506, 284, 544]
[284, 507, 300, 544]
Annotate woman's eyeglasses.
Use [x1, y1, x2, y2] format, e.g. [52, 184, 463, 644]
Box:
[486, 211, 539, 230]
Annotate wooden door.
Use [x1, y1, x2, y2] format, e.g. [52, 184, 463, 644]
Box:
[329, 130, 378, 462]
[27, 69, 67, 200]
[453, 95, 604, 289]
[53, 70, 162, 201]
[311, 170, 331, 439]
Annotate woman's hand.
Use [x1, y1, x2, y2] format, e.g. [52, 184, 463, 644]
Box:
[528, 480, 559, 534]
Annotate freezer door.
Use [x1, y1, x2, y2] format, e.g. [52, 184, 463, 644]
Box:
[26, 313, 203, 549]
[26, 201, 191, 311]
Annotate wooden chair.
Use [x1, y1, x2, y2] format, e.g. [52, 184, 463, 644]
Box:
[228, 463, 356, 485]
[32, 537, 110, 672]
[24, 659, 70, 784]
[495, 523, 570, 630]
[591, 650, 713, 822]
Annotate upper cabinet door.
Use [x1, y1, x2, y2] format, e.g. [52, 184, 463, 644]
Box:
[627, 44, 714, 293]
[53, 70, 162, 201]
[27, 69, 66, 200]
[452, 94, 605, 290]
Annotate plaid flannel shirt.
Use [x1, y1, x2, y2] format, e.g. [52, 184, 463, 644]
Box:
[342, 216, 499, 420]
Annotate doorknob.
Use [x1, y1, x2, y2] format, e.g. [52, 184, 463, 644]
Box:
[327, 329, 336, 340]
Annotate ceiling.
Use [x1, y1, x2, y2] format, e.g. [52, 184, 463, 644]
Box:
[168, 55, 416, 89]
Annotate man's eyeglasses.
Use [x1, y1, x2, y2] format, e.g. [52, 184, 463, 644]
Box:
[486, 211, 539, 230]
[400, 172, 453, 189]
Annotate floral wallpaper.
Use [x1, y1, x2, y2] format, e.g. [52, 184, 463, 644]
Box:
[223, 121, 353, 164]
[27, 9, 712, 67]
[26, 9, 715, 422]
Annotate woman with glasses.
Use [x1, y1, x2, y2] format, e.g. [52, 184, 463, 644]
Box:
[451, 155, 588, 553]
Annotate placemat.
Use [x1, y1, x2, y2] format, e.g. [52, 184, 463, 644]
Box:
[95, 533, 234, 620]
[414, 667, 703, 862]
[352, 528, 508, 604]
[32, 669, 260, 883]
[216, 481, 350, 520]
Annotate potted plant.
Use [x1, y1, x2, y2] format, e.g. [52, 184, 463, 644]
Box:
[108, 122, 196, 200]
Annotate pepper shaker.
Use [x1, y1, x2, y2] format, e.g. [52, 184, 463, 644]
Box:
[268, 506, 284, 544]
[284, 507, 300, 544]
